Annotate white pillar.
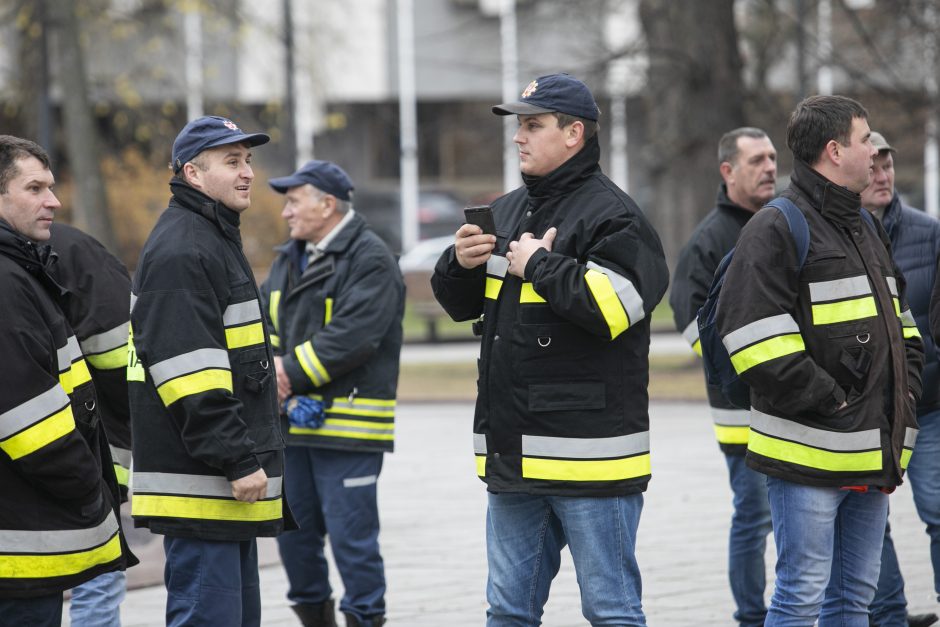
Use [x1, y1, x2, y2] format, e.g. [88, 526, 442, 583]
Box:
[927, 3, 939, 218]
[397, 0, 420, 253]
[499, 0, 521, 193]
[183, 3, 203, 120]
[817, 0, 833, 95]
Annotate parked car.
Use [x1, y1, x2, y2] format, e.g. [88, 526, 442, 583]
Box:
[354, 187, 466, 254]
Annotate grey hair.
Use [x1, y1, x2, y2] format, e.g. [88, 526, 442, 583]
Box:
[718, 127, 769, 167]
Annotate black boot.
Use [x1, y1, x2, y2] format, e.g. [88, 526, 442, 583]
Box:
[908, 613, 940, 627]
[292, 600, 337, 627]
[343, 613, 386, 627]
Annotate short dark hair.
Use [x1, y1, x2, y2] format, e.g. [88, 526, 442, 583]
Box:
[718, 127, 768, 166]
[786, 95, 868, 164]
[0, 135, 51, 194]
[553, 112, 600, 141]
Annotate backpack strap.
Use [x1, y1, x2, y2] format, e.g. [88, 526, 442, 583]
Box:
[766, 197, 810, 269]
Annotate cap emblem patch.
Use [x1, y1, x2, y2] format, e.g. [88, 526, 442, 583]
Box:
[521, 80, 538, 99]
[222, 119, 239, 131]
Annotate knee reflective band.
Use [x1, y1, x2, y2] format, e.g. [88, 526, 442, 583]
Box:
[295, 341, 331, 387]
[711, 407, 750, 445]
[223, 299, 265, 349]
[585, 261, 645, 340]
[902, 427, 919, 469]
[520, 432, 651, 482]
[132, 471, 283, 522]
[749, 410, 882, 472]
[683, 319, 702, 357]
[149, 348, 233, 406]
[474, 433, 487, 477]
[809, 275, 878, 325]
[290, 398, 394, 441]
[0, 512, 121, 579]
[485, 255, 509, 301]
[58, 336, 92, 394]
[0, 385, 75, 460]
[722, 313, 804, 375]
[80, 322, 131, 370]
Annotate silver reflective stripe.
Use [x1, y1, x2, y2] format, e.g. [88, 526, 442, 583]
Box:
[80, 322, 129, 355]
[586, 261, 645, 325]
[722, 313, 800, 355]
[149, 348, 231, 387]
[0, 511, 118, 554]
[905, 427, 919, 448]
[473, 433, 487, 455]
[901, 309, 916, 326]
[521, 432, 649, 459]
[809, 275, 871, 302]
[0, 385, 70, 439]
[129, 293, 138, 313]
[330, 400, 396, 414]
[57, 335, 82, 371]
[682, 319, 699, 347]
[886, 276, 898, 297]
[222, 300, 262, 326]
[343, 475, 377, 488]
[133, 471, 283, 499]
[751, 410, 880, 451]
[109, 444, 132, 468]
[711, 408, 750, 427]
[487, 255, 509, 278]
[316, 422, 393, 436]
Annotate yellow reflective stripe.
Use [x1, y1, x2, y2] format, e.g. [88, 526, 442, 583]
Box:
[730, 333, 804, 374]
[156, 369, 233, 406]
[520, 283, 546, 303]
[893, 298, 901, 317]
[225, 322, 265, 349]
[475, 455, 486, 477]
[485, 277, 503, 300]
[584, 269, 629, 339]
[1, 405, 75, 460]
[269, 290, 282, 335]
[325, 297, 333, 325]
[318, 418, 394, 430]
[113, 463, 130, 487]
[521, 454, 651, 482]
[126, 325, 145, 382]
[0, 533, 121, 579]
[271, 334, 281, 348]
[289, 427, 395, 441]
[85, 344, 129, 370]
[132, 494, 282, 522]
[811, 297, 877, 325]
[901, 448, 913, 469]
[692, 339, 702, 357]
[295, 341, 330, 386]
[60, 359, 92, 394]
[904, 326, 922, 339]
[748, 430, 882, 472]
[713, 424, 750, 445]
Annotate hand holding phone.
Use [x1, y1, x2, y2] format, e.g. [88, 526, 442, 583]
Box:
[464, 205, 496, 236]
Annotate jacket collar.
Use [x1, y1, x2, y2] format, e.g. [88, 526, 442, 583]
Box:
[521, 135, 601, 207]
[169, 179, 243, 244]
[790, 159, 863, 225]
[276, 212, 367, 272]
[715, 183, 756, 219]
[0, 218, 66, 296]
[879, 192, 903, 237]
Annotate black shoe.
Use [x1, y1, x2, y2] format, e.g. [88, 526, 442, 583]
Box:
[292, 600, 337, 627]
[343, 613, 386, 627]
[909, 613, 940, 627]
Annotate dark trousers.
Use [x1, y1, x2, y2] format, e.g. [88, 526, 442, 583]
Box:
[0, 593, 62, 627]
[164, 536, 260, 627]
[277, 446, 386, 621]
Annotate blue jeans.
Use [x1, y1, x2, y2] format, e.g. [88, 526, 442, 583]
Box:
[765, 476, 888, 627]
[724, 454, 772, 627]
[163, 536, 260, 627]
[485, 491, 645, 626]
[70, 570, 126, 626]
[0, 594, 62, 626]
[276, 447, 385, 621]
[871, 407, 940, 625]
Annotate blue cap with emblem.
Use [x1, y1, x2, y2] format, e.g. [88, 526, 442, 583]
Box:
[268, 160, 355, 200]
[492, 73, 600, 121]
[171, 116, 270, 173]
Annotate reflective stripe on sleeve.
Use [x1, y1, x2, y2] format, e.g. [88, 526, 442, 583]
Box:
[885, 276, 898, 297]
[269, 290, 282, 336]
[722, 314, 804, 374]
[148, 348, 233, 406]
[81, 322, 130, 370]
[682, 319, 702, 356]
[711, 407, 750, 445]
[223, 300, 265, 349]
[58, 336, 92, 394]
[586, 261, 645, 328]
[485, 256, 508, 301]
[295, 341, 330, 387]
[0, 386, 76, 460]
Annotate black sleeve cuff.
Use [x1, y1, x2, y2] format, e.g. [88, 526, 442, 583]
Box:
[224, 455, 262, 482]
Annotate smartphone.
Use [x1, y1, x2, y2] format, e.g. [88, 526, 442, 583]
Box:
[464, 205, 496, 236]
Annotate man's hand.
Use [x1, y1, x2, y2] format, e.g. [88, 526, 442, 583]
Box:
[231, 468, 268, 503]
[454, 223, 496, 270]
[507, 227, 557, 278]
[274, 355, 291, 404]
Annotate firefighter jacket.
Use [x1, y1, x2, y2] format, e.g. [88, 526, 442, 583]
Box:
[670, 185, 755, 455]
[129, 180, 287, 541]
[880, 194, 940, 416]
[716, 160, 924, 488]
[0, 219, 135, 598]
[260, 212, 404, 453]
[49, 223, 133, 500]
[431, 136, 670, 497]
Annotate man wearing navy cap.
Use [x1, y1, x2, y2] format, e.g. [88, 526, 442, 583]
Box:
[260, 160, 404, 627]
[432, 73, 669, 625]
[129, 116, 288, 626]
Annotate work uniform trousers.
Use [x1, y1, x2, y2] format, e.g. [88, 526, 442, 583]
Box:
[277, 446, 386, 622]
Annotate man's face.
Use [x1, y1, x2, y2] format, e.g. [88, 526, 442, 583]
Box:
[0, 156, 60, 241]
[513, 113, 574, 177]
[187, 143, 254, 212]
[724, 135, 777, 212]
[281, 184, 329, 243]
[860, 151, 895, 212]
[839, 117, 877, 193]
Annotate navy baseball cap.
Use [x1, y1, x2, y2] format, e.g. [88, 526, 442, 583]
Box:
[268, 160, 355, 200]
[172, 116, 270, 173]
[492, 73, 600, 121]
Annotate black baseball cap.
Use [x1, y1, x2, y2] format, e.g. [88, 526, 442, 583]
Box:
[171, 116, 270, 173]
[492, 73, 600, 121]
[268, 160, 355, 200]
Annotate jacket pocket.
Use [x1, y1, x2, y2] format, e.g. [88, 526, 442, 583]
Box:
[233, 347, 283, 451]
[528, 382, 606, 412]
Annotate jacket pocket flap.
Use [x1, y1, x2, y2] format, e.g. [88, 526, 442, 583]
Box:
[528, 382, 605, 412]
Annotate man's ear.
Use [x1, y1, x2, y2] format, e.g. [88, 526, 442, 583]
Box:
[823, 139, 841, 166]
[321, 194, 337, 217]
[565, 121, 585, 148]
[719, 161, 734, 185]
[182, 162, 202, 189]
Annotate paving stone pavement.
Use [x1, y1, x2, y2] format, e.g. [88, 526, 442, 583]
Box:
[69, 401, 937, 626]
